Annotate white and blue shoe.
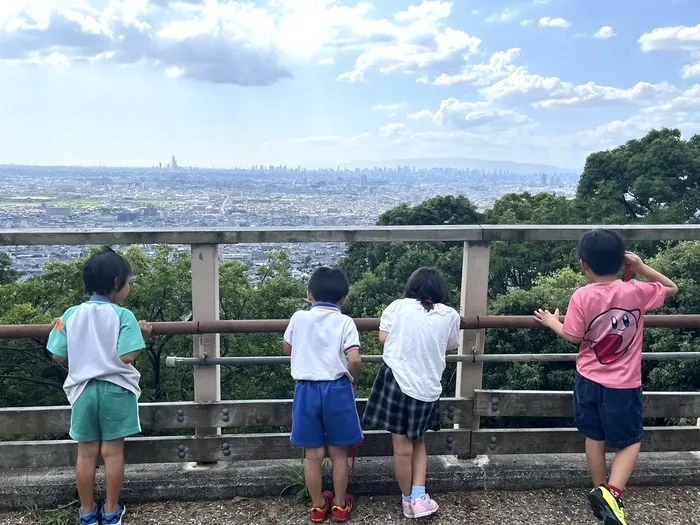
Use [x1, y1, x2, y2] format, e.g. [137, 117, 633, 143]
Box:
[78, 505, 99, 525]
[101, 504, 127, 525]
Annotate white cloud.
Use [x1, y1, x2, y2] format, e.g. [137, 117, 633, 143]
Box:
[394, 0, 452, 22]
[485, 9, 518, 24]
[681, 63, 700, 78]
[372, 102, 407, 112]
[638, 24, 700, 79]
[379, 122, 411, 139]
[482, 66, 679, 108]
[538, 17, 570, 28]
[415, 98, 530, 129]
[337, 1, 482, 83]
[638, 24, 700, 52]
[0, 0, 482, 87]
[593, 26, 616, 39]
[408, 109, 435, 120]
[430, 47, 521, 86]
[641, 84, 700, 114]
[533, 0, 551, 4]
[520, 19, 534, 27]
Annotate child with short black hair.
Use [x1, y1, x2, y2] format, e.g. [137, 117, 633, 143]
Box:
[284, 266, 363, 523]
[535, 229, 678, 525]
[363, 267, 461, 519]
[47, 248, 152, 525]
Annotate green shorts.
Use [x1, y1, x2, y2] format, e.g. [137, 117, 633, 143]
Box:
[70, 380, 141, 443]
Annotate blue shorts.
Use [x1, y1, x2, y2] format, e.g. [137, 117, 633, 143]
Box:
[574, 372, 643, 449]
[291, 376, 363, 449]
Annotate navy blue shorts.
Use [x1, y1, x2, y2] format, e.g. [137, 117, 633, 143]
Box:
[291, 376, 363, 449]
[574, 373, 643, 449]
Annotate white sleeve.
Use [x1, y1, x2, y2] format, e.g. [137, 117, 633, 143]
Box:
[446, 310, 461, 351]
[343, 318, 361, 353]
[284, 313, 296, 345]
[379, 300, 398, 332]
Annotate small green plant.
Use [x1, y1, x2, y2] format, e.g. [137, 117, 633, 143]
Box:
[26, 501, 76, 525]
[280, 450, 310, 503]
[280, 450, 331, 504]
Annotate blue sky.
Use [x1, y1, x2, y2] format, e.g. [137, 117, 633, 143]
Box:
[0, 0, 698, 169]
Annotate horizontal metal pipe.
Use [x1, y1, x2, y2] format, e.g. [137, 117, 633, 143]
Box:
[3, 224, 700, 246]
[165, 352, 700, 368]
[2, 315, 699, 340]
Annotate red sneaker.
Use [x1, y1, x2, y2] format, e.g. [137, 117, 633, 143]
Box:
[331, 494, 355, 522]
[310, 491, 334, 523]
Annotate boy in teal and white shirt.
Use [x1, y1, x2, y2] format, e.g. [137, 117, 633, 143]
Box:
[48, 248, 152, 525]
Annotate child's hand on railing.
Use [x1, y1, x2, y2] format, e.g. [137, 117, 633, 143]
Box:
[533, 308, 561, 329]
[139, 321, 154, 342]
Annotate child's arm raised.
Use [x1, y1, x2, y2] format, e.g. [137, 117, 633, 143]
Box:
[625, 252, 678, 298]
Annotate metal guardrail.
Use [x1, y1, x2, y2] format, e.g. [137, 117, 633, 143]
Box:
[2, 315, 699, 339]
[165, 352, 700, 367]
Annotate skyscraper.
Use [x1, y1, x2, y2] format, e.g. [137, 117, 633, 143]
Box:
[171, 155, 178, 169]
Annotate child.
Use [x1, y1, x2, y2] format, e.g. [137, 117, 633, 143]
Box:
[47, 248, 152, 525]
[535, 229, 678, 525]
[363, 267, 461, 519]
[284, 266, 363, 523]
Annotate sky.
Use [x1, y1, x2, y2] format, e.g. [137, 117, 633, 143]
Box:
[0, 0, 699, 170]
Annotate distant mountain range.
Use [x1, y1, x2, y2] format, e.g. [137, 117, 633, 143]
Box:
[339, 157, 580, 174]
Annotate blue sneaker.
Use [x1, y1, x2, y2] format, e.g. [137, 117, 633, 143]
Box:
[101, 504, 127, 525]
[79, 505, 99, 525]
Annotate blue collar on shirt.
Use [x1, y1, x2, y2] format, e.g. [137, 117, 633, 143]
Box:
[311, 302, 341, 311]
[89, 295, 112, 304]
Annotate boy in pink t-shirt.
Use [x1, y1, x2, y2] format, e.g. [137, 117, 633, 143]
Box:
[535, 229, 677, 525]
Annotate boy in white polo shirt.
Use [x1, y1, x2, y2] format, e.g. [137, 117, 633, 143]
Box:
[47, 249, 152, 525]
[284, 266, 363, 523]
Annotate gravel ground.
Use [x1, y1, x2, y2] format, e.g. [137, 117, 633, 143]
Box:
[3, 487, 700, 524]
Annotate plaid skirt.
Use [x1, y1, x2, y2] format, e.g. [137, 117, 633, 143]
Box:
[362, 364, 441, 440]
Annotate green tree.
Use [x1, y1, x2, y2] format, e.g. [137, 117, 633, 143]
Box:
[484, 192, 588, 295]
[0, 254, 19, 285]
[577, 128, 700, 223]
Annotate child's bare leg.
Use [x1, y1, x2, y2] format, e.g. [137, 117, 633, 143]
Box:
[608, 442, 641, 492]
[411, 438, 428, 488]
[585, 438, 607, 487]
[101, 439, 125, 514]
[305, 447, 326, 509]
[76, 442, 100, 514]
[392, 434, 413, 497]
[328, 446, 349, 507]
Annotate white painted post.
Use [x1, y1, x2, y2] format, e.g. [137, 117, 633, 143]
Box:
[455, 241, 491, 434]
[191, 244, 221, 449]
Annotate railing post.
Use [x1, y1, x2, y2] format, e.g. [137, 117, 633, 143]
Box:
[191, 244, 221, 449]
[455, 241, 490, 437]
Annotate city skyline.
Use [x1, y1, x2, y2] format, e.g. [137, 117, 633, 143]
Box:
[0, 0, 698, 168]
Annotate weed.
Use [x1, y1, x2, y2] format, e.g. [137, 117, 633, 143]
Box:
[26, 501, 76, 525]
[280, 450, 331, 504]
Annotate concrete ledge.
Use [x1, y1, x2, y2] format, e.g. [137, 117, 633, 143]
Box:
[3, 452, 700, 510]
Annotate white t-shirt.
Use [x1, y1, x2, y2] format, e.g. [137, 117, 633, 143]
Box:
[284, 303, 361, 382]
[380, 298, 461, 402]
[47, 297, 145, 406]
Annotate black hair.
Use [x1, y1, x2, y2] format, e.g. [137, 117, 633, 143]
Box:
[307, 266, 350, 305]
[83, 248, 132, 296]
[577, 229, 626, 276]
[403, 267, 449, 311]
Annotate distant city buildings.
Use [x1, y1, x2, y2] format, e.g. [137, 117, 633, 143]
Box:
[0, 164, 579, 279]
